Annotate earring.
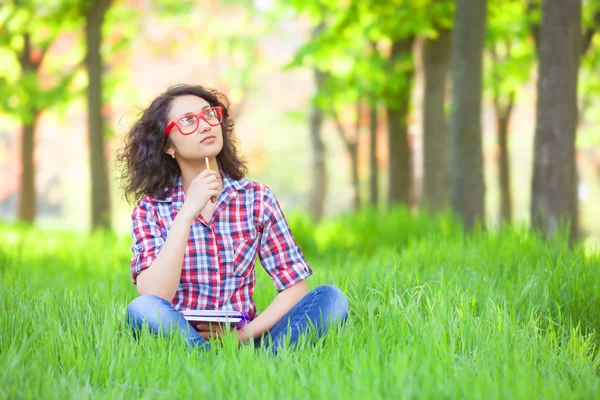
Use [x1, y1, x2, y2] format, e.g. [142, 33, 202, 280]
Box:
[171, 154, 175, 159]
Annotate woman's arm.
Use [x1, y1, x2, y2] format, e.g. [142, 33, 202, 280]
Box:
[237, 279, 308, 343]
[135, 169, 221, 301]
[231, 185, 312, 342]
[135, 211, 195, 301]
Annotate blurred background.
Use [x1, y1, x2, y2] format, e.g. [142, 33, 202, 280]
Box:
[0, 0, 599, 246]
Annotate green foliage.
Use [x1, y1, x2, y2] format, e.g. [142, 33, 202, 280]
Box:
[288, 206, 462, 259]
[2, 212, 600, 398]
[95, 1, 148, 122]
[484, 0, 535, 102]
[141, 0, 274, 113]
[284, 0, 453, 114]
[0, 1, 88, 121]
[578, 1, 600, 147]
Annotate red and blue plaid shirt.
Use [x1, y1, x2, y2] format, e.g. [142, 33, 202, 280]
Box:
[130, 172, 312, 320]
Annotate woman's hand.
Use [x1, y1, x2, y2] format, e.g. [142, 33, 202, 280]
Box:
[180, 169, 221, 220]
[195, 322, 252, 344]
[195, 322, 235, 341]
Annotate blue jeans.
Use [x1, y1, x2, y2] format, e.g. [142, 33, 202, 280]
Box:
[126, 285, 349, 354]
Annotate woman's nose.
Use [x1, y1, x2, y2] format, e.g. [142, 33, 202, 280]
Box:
[197, 118, 211, 133]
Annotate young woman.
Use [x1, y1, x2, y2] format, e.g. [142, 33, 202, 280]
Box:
[118, 84, 349, 353]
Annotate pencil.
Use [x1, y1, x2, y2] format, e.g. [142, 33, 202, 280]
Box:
[206, 157, 216, 203]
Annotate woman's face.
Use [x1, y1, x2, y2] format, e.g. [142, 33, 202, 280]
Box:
[165, 95, 224, 162]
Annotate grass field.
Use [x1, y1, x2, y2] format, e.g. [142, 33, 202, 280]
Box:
[1, 208, 600, 399]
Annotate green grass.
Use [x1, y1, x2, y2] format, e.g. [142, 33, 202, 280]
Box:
[1, 208, 600, 399]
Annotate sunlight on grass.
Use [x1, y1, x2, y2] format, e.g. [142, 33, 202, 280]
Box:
[1, 209, 600, 399]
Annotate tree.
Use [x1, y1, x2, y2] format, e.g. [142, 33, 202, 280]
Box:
[284, 1, 368, 218]
[368, 44, 379, 208]
[530, 0, 582, 241]
[420, 1, 454, 214]
[85, 0, 112, 230]
[421, 28, 452, 212]
[386, 37, 415, 207]
[368, 104, 379, 206]
[529, 0, 600, 242]
[332, 103, 361, 211]
[448, 0, 488, 230]
[330, 1, 454, 210]
[291, 1, 449, 211]
[485, 0, 535, 224]
[0, 1, 84, 223]
[308, 24, 328, 221]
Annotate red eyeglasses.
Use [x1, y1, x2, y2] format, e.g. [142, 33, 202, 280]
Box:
[165, 106, 224, 135]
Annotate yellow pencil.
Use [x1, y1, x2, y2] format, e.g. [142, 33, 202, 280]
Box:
[205, 157, 216, 203]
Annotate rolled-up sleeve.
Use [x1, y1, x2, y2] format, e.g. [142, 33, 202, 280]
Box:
[130, 199, 165, 284]
[258, 186, 312, 292]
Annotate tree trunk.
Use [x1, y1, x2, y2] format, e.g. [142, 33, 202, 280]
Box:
[18, 113, 39, 223]
[497, 111, 512, 223]
[449, 0, 488, 230]
[531, 0, 581, 243]
[369, 102, 378, 206]
[387, 38, 414, 208]
[422, 29, 451, 213]
[332, 106, 360, 212]
[350, 102, 360, 211]
[490, 42, 515, 226]
[349, 142, 360, 211]
[17, 31, 39, 224]
[86, 0, 112, 230]
[309, 67, 327, 221]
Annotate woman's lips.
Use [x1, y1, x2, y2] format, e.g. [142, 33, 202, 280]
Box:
[201, 136, 216, 144]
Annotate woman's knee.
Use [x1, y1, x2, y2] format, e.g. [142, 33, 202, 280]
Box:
[312, 285, 350, 322]
[126, 294, 170, 326]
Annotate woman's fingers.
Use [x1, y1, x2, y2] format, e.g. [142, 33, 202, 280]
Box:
[198, 331, 212, 340]
[196, 322, 227, 331]
[196, 322, 217, 331]
[196, 322, 236, 333]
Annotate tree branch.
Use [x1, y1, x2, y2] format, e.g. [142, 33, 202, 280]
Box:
[331, 107, 354, 153]
[32, 39, 53, 70]
[581, 9, 600, 56]
[18, 32, 32, 69]
[504, 90, 515, 122]
[490, 40, 516, 122]
[355, 101, 361, 139]
[490, 42, 502, 113]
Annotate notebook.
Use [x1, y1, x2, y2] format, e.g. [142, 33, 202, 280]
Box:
[181, 309, 250, 324]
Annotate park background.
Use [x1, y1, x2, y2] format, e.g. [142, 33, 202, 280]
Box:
[3, 1, 600, 399]
[1, 0, 600, 244]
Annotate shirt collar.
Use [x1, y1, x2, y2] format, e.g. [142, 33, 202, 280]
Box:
[155, 171, 252, 203]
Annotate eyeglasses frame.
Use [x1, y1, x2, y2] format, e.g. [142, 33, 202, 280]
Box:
[164, 106, 224, 136]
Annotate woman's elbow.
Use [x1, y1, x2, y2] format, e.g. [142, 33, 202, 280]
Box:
[286, 279, 308, 298]
[135, 273, 174, 301]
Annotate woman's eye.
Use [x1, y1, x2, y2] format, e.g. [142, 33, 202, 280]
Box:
[179, 117, 196, 126]
[204, 110, 217, 119]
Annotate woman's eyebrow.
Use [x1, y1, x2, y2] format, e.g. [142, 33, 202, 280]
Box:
[177, 105, 211, 118]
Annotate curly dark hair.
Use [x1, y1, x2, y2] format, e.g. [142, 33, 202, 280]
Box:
[116, 84, 248, 204]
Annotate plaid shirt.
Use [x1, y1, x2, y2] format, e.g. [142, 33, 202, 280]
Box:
[129, 172, 312, 319]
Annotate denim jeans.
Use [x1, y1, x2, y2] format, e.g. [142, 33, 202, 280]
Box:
[126, 285, 349, 354]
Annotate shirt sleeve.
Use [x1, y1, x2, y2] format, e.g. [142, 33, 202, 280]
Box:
[130, 198, 165, 284]
[258, 186, 313, 292]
